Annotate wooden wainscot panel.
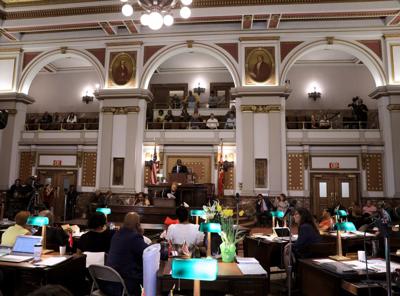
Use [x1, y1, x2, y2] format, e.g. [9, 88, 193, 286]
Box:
[19, 152, 34, 182]
[288, 153, 304, 190]
[82, 152, 97, 187]
[365, 153, 383, 191]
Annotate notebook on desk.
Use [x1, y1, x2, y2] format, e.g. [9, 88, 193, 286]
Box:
[0, 235, 42, 263]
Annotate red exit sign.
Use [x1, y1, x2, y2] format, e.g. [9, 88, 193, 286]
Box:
[329, 162, 340, 169]
[53, 160, 62, 166]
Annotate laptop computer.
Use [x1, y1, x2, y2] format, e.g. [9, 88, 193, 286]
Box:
[0, 235, 42, 263]
[273, 227, 291, 238]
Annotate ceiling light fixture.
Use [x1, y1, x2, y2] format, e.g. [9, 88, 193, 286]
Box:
[120, 0, 192, 31]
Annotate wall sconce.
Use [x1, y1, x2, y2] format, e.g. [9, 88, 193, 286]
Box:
[308, 87, 321, 101]
[82, 91, 94, 104]
[193, 82, 205, 96]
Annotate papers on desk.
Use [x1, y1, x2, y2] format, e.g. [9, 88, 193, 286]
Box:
[251, 233, 298, 242]
[313, 258, 400, 273]
[328, 231, 375, 238]
[38, 256, 68, 266]
[236, 257, 267, 275]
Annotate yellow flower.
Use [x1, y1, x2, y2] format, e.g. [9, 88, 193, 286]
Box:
[216, 204, 222, 212]
[239, 210, 245, 217]
[222, 209, 233, 217]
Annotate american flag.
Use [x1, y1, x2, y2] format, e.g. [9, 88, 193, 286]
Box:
[217, 141, 224, 198]
[150, 144, 159, 185]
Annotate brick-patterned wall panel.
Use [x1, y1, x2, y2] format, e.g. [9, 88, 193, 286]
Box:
[287, 153, 304, 190]
[365, 153, 383, 191]
[224, 166, 234, 190]
[82, 152, 97, 187]
[144, 166, 151, 185]
[19, 152, 34, 182]
[167, 156, 211, 183]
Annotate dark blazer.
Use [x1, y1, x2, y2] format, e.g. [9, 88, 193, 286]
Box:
[171, 165, 188, 174]
[256, 197, 273, 213]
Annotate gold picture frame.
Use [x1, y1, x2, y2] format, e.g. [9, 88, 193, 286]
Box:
[245, 47, 276, 85]
[108, 51, 136, 87]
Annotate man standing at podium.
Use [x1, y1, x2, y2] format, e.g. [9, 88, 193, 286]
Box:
[171, 159, 188, 174]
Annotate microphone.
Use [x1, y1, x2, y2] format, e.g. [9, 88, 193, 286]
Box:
[235, 193, 240, 202]
[283, 206, 295, 218]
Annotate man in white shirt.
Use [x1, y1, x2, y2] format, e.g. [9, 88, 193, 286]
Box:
[206, 113, 219, 129]
[166, 206, 204, 247]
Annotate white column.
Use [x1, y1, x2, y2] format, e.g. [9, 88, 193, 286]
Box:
[0, 93, 34, 190]
[369, 85, 400, 197]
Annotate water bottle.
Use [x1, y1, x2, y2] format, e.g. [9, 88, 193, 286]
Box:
[109, 222, 115, 230]
[34, 244, 42, 261]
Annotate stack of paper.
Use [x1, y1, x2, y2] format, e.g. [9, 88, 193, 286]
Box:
[236, 257, 267, 275]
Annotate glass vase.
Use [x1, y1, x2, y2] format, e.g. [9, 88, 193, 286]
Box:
[220, 242, 236, 263]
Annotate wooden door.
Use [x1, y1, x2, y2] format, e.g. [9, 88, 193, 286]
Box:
[37, 170, 77, 220]
[312, 174, 359, 215]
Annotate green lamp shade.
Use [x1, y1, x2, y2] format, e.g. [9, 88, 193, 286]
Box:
[27, 216, 49, 227]
[96, 208, 111, 215]
[199, 222, 221, 233]
[270, 211, 284, 218]
[172, 258, 218, 281]
[336, 221, 356, 232]
[190, 209, 205, 217]
[335, 210, 348, 217]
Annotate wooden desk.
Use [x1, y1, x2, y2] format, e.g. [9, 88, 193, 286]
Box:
[321, 232, 378, 255]
[243, 235, 287, 285]
[298, 258, 390, 296]
[0, 253, 86, 296]
[147, 184, 211, 208]
[157, 259, 268, 296]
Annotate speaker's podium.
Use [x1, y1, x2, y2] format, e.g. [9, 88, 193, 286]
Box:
[168, 173, 189, 184]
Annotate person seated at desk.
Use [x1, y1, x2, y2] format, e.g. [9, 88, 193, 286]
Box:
[362, 200, 377, 217]
[76, 212, 115, 254]
[284, 208, 321, 270]
[36, 210, 68, 251]
[319, 208, 334, 232]
[135, 192, 150, 206]
[171, 159, 188, 174]
[106, 212, 148, 296]
[1, 211, 31, 246]
[166, 182, 179, 199]
[255, 194, 273, 226]
[166, 206, 204, 247]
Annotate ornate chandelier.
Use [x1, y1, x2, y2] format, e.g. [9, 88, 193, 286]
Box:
[120, 0, 192, 30]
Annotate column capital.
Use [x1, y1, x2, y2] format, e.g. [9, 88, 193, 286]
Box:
[0, 92, 35, 105]
[369, 85, 400, 100]
[240, 104, 281, 113]
[231, 86, 291, 98]
[95, 88, 153, 102]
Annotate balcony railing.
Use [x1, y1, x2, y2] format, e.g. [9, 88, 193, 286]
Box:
[146, 121, 235, 130]
[286, 121, 376, 130]
[25, 122, 99, 131]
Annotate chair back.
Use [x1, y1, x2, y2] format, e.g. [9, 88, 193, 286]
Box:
[84, 251, 105, 268]
[88, 264, 128, 296]
[143, 244, 161, 296]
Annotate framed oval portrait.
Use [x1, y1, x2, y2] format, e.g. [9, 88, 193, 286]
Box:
[245, 47, 275, 84]
[109, 52, 136, 86]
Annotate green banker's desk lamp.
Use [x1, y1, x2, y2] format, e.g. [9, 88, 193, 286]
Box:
[190, 209, 205, 225]
[27, 216, 50, 253]
[270, 210, 284, 230]
[329, 220, 356, 261]
[96, 207, 111, 216]
[199, 222, 221, 257]
[171, 258, 218, 296]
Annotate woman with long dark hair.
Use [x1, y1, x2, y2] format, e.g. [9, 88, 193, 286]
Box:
[284, 207, 321, 275]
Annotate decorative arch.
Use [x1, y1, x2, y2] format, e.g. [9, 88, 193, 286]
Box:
[19, 48, 106, 94]
[139, 42, 240, 89]
[280, 39, 387, 87]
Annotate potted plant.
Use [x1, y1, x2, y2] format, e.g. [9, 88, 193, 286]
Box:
[219, 208, 245, 263]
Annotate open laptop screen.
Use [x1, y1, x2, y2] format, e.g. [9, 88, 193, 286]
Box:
[13, 236, 42, 254]
[273, 227, 291, 237]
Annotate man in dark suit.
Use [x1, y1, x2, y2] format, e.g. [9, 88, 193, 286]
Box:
[255, 194, 273, 226]
[171, 159, 188, 174]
